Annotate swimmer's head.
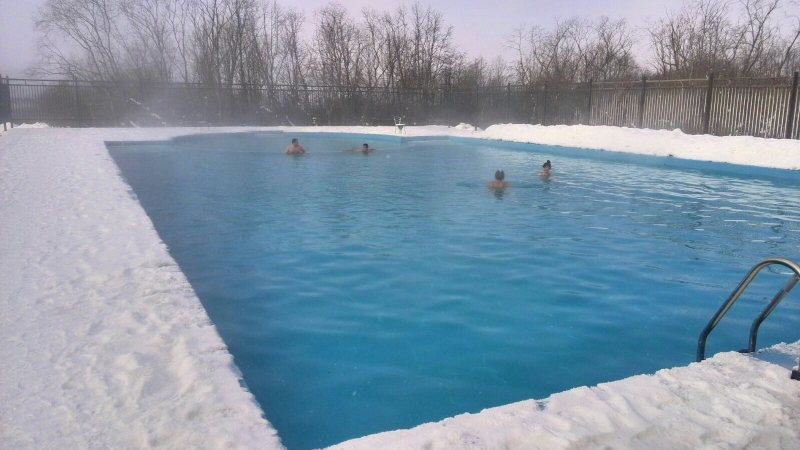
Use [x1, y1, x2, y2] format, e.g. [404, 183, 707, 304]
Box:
[292, 138, 298, 144]
[543, 160, 551, 169]
[495, 170, 505, 181]
[363, 143, 369, 150]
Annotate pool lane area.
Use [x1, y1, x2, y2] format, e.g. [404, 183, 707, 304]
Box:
[108, 131, 800, 449]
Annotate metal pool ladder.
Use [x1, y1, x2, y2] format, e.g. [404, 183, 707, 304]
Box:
[696, 257, 800, 381]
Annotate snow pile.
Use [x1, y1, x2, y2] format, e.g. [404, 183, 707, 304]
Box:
[452, 122, 479, 131]
[332, 347, 800, 449]
[277, 124, 464, 136]
[1, 122, 49, 136]
[16, 122, 50, 129]
[0, 127, 282, 449]
[480, 124, 800, 171]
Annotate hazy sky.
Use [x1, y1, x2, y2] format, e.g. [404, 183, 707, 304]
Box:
[0, 0, 686, 78]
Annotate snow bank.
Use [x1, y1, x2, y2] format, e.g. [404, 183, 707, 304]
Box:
[0, 122, 49, 136]
[332, 345, 800, 449]
[15, 122, 50, 129]
[1, 125, 799, 449]
[453, 122, 479, 131]
[0, 127, 282, 449]
[479, 124, 800, 171]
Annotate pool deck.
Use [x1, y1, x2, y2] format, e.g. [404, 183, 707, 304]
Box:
[1, 125, 799, 449]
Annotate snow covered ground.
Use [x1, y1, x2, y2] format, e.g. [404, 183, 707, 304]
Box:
[1, 125, 799, 449]
[479, 124, 800, 171]
[1, 127, 283, 449]
[334, 344, 800, 449]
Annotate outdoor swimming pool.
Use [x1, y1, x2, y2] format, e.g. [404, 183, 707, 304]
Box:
[109, 132, 800, 449]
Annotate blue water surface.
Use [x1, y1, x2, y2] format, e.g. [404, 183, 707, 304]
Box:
[109, 133, 800, 449]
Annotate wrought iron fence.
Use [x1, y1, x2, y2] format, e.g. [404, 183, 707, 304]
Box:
[1, 73, 798, 139]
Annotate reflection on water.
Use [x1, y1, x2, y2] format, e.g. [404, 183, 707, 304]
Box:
[489, 187, 506, 200]
[110, 133, 800, 449]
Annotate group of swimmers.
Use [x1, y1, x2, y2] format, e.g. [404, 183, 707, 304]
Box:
[284, 137, 552, 188]
[285, 138, 373, 155]
[487, 160, 552, 189]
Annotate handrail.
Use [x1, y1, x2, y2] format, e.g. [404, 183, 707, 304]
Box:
[696, 257, 800, 362]
[748, 274, 799, 353]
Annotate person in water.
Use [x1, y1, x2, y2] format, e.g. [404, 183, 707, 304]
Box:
[486, 170, 511, 189]
[344, 143, 374, 154]
[285, 138, 306, 155]
[538, 160, 552, 180]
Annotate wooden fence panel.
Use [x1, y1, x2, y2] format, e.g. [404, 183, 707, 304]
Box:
[591, 81, 639, 128]
[546, 83, 590, 126]
[793, 84, 800, 139]
[710, 78, 793, 138]
[642, 80, 705, 133]
[507, 85, 544, 125]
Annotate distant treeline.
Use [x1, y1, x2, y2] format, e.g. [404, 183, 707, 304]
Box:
[33, 0, 800, 88]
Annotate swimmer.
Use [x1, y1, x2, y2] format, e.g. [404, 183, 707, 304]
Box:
[538, 160, 552, 180]
[486, 170, 511, 189]
[344, 143, 374, 154]
[285, 138, 306, 155]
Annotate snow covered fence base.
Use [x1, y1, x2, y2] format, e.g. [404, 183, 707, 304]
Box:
[1, 125, 799, 449]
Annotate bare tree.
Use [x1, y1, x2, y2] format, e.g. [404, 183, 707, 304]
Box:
[505, 17, 637, 84]
[119, 0, 178, 81]
[190, 0, 229, 84]
[281, 8, 310, 87]
[35, 0, 127, 80]
[408, 3, 455, 88]
[732, 0, 781, 76]
[165, 0, 193, 82]
[585, 17, 638, 80]
[777, 12, 800, 74]
[31, 0, 800, 86]
[486, 56, 509, 86]
[313, 2, 363, 87]
[648, 0, 799, 78]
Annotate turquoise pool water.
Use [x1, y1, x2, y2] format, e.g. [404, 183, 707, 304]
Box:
[109, 133, 800, 449]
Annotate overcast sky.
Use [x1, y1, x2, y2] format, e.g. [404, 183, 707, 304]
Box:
[0, 0, 688, 78]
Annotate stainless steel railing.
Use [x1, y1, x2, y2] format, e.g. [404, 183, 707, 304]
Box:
[696, 258, 800, 381]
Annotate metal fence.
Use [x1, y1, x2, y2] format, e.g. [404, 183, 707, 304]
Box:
[1, 73, 799, 139]
[0, 76, 12, 131]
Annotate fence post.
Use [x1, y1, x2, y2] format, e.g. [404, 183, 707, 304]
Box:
[73, 77, 82, 127]
[506, 83, 511, 123]
[8, 76, 12, 129]
[475, 84, 480, 127]
[428, 87, 433, 124]
[638, 76, 647, 128]
[587, 78, 593, 125]
[702, 72, 714, 134]
[785, 71, 799, 139]
[1, 75, 8, 131]
[1, 75, 4, 131]
[543, 83, 548, 125]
